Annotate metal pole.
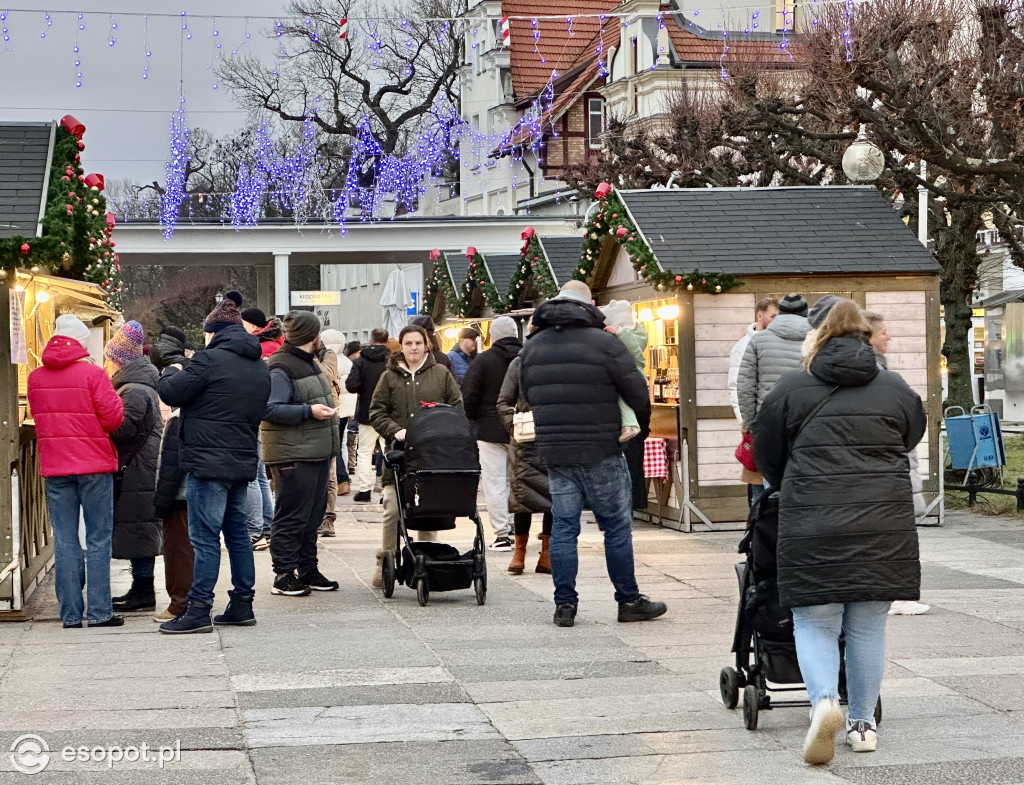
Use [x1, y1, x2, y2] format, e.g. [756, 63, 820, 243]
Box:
[918, 161, 928, 247]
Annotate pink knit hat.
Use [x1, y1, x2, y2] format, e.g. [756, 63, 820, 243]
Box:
[104, 320, 145, 367]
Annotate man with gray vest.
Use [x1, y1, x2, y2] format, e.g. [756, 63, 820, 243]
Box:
[262, 311, 341, 597]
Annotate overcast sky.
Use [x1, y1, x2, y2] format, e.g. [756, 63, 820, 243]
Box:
[1, 1, 290, 185]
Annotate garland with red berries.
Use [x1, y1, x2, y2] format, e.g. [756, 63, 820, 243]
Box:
[0, 117, 122, 308]
[573, 183, 740, 296]
[460, 247, 506, 316]
[422, 250, 460, 319]
[507, 227, 558, 306]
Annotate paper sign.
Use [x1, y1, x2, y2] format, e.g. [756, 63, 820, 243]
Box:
[9, 289, 27, 364]
[291, 290, 341, 306]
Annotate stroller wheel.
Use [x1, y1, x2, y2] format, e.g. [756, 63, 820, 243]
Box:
[742, 684, 759, 730]
[874, 696, 882, 725]
[719, 667, 741, 709]
[474, 575, 486, 606]
[382, 552, 396, 598]
[417, 576, 430, 606]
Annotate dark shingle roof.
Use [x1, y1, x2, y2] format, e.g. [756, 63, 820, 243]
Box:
[484, 253, 519, 296]
[618, 186, 940, 276]
[538, 235, 583, 286]
[0, 123, 54, 239]
[982, 290, 1024, 308]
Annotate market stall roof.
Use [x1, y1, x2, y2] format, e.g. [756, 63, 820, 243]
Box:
[617, 186, 940, 276]
[981, 290, 1024, 308]
[483, 253, 519, 296]
[0, 122, 54, 239]
[538, 235, 583, 286]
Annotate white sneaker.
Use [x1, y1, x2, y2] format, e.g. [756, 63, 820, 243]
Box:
[846, 719, 878, 752]
[889, 600, 930, 615]
[489, 536, 513, 552]
[804, 699, 843, 765]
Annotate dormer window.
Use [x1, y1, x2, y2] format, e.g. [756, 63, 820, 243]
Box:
[588, 97, 606, 149]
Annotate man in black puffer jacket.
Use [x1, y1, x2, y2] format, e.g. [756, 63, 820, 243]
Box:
[520, 281, 666, 628]
[148, 325, 191, 372]
[462, 316, 522, 551]
[156, 298, 271, 634]
[345, 328, 391, 503]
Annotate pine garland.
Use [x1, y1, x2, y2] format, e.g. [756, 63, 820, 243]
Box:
[507, 227, 558, 306]
[460, 250, 507, 316]
[0, 123, 123, 308]
[421, 250, 460, 319]
[573, 184, 740, 296]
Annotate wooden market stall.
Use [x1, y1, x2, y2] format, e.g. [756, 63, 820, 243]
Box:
[577, 185, 941, 529]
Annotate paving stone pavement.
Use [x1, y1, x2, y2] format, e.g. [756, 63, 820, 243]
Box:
[1, 505, 1023, 784]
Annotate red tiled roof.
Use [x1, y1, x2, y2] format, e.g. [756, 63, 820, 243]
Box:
[665, 10, 794, 65]
[504, 0, 620, 98]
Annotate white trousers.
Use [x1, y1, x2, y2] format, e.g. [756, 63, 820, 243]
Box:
[356, 423, 386, 494]
[477, 440, 512, 538]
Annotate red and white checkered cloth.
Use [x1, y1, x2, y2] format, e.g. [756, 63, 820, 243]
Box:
[643, 437, 669, 480]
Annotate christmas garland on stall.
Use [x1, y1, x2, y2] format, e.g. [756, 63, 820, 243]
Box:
[0, 115, 123, 308]
[460, 247, 507, 316]
[507, 227, 559, 305]
[573, 182, 740, 296]
[421, 249, 460, 319]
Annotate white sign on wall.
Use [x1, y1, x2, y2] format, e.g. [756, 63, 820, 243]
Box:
[291, 290, 341, 306]
[9, 289, 27, 364]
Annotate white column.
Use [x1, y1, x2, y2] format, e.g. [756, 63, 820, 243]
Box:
[917, 161, 928, 247]
[274, 252, 290, 316]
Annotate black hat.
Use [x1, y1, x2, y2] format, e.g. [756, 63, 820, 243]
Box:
[240, 307, 268, 329]
[410, 315, 436, 334]
[225, 290, 243, 308]
[160, 325, 187, 344]
[778, 293, 808, 317]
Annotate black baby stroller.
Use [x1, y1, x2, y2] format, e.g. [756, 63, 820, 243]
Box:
[380, 403, 487, 606]
[719, 491, 882, 730]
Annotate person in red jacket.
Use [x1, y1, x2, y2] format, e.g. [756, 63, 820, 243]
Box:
[27, 315, 125, 628]
[241, 308, 285, 359]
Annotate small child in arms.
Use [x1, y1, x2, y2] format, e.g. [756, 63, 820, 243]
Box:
[601, 299, 648, 442]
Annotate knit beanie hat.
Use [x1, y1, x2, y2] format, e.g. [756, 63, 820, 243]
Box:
[240, 307, 268, 329]
[602, 300, 634, 330]
[104, 320, 145, 367]
[53, 314, 90, 345]
[778, 293, 808, 317]
[225, 290, 243, 308]
[488, 316, 518, 343]
[283, 310, 321, 346]
[203, 299, 243, 333]
[807, 294, 842, 329]
[554, 280, 592, 304]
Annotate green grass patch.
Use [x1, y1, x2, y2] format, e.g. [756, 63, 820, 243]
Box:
[945, 432, 1024, 516]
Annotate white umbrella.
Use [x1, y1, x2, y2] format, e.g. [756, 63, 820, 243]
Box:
[379, 267, 413, 337]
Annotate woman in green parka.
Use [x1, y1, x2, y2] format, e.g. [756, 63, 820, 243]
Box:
[368, 324, 462, 586]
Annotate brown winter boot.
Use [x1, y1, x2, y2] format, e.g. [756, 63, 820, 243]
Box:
[372, 549, 385, 588]
[535, 534, 551, 574]
[507, 535, 528, 574]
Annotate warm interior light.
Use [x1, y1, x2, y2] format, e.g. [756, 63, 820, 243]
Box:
[14, 285, 24, 292]
[639, 308, 654, 322]
[443, 327, 458, 339]
[35, 290, 50, 303]
[656, 304, 679, 321]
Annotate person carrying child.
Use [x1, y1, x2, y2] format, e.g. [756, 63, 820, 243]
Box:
[601, 300, 648, 443]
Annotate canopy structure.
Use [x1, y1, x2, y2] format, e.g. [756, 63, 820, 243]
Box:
[379, 267, 413, 337]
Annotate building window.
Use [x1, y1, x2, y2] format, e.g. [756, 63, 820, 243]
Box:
[775, 0, 797, 32]
[587, 98, 605, 149]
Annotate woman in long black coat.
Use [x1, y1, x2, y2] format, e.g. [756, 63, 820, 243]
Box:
[496, 355, 552, 574]
[104, 327, 164, 613]
[754, 300, 926, 766]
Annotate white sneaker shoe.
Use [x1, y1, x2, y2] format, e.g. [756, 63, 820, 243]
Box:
[846, 719, 878, 752]
[889, 600, 930, 615]
[804, 698, 843, 765]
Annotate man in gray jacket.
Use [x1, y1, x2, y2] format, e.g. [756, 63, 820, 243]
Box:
[737, 293, 811, 433]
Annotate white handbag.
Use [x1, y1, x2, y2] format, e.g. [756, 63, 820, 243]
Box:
[512, 410, 536, 443]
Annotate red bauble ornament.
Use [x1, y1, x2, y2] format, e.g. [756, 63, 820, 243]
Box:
[675, 275, 682, 284]
[20, 243, 30, 255]
[108, 241, 115, 248]
[61, 175, 70, 183]
[66, 205, 74, 215]
[74, 154, 80, 163]
[616, 226, 627, 239]
[77, 140, 85, 151]
[701, 278, 707, 285]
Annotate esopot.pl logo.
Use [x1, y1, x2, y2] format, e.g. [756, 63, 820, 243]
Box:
[10, 734, 50, 775]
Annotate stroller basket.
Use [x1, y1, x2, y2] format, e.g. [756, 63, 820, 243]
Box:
[398, 542, 475, 592]
[400, 469, 480, 519]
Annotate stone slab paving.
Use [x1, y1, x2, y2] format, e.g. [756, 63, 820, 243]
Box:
[1, 505, 1023, 783]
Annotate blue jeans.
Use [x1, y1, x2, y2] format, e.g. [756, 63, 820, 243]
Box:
[792, 601, 891, 723]
[186, 475, 255, 606]
[548, 453, 640, 606]
[45, 473, 114, 625]
[245, 455, 274, 539]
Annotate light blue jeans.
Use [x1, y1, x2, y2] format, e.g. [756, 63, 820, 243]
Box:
[245, 454, 274, 540]
[791, 601, 891, 723]
[45, 473, 115, 625]
[548, 453, 641, 607]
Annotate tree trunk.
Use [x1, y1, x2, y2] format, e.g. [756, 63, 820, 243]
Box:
[937, 204, 983, 410]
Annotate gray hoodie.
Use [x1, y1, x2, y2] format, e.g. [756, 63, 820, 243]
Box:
[737, 313, 811, 428]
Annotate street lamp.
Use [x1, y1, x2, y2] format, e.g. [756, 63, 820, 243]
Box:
[214, 291, 224, 304]
[842, 125, 885, 183]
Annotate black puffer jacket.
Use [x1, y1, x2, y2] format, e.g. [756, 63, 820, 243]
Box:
[110, 357, 163, 560]
[754, 334, 927, 609]
[519, 299, 650, 467]
[496, 356, 550, 513]
[153, 413, 185, 520]
[462, 337, 522, 443]
[148, 329, 189, 372]
[158, 325, 271, 483]
[345, 344, 390, 424]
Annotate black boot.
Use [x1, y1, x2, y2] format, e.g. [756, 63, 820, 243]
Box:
[213, 591, 256, 626]
[158, 601, 213, 634]
[112, 576, 156, 612]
